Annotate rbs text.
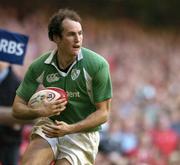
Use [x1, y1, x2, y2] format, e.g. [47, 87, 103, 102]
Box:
[0, 38, 25, 56]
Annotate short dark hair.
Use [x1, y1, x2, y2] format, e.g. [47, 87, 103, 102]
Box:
[48, 8, 81, 41]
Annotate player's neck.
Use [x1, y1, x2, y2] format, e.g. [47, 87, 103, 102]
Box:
[57, 52, 76, 70]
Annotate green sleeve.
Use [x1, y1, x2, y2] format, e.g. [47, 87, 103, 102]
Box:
[16, 65, 39, 102]
[92, 61, 112, 103]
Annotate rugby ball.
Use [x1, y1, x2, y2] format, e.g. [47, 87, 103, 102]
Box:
[28, 87, 68, 108]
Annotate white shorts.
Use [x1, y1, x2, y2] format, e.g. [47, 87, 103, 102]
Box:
[31, 117, 100, 165]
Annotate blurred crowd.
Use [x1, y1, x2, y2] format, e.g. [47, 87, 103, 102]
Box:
[0, 7, 180, 165]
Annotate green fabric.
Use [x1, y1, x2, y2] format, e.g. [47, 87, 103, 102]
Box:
[16, 47, 112, 131]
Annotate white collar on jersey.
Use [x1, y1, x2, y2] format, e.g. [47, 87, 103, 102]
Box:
[44, 49, 83, 64]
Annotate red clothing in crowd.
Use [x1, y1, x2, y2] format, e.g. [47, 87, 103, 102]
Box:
[151, 129, 178, 156]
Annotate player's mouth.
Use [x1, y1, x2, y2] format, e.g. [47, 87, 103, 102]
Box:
[73, 45, 80, 49]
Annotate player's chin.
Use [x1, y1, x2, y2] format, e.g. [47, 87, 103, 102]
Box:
[72, 47, 80, 54]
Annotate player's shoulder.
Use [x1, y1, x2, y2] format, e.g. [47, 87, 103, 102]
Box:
[32, 51, 51, 65]
[29, 51, 52, 69]
[81, 47, 108, 65]
[81, 47, 110, 76]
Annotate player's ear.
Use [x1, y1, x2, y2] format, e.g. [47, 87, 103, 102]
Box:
[53, 35, 61, 43]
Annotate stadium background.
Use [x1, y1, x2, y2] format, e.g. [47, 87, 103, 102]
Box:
[0, 0, 180, 164]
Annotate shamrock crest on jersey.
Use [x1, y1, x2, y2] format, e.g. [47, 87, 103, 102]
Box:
[71, 69, 80, 80]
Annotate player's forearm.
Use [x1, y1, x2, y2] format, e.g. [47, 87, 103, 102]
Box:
[69, 99, 111, 133]
[70, 108, 109, 134]
[13, 104, 39, 120]
[12, 96, 40, 120]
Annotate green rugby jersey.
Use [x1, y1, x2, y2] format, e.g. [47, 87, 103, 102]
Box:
[16, 47, 112, 131]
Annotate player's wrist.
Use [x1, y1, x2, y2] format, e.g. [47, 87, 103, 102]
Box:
[29, 107, 42, 118]
[68, 124, 77, 134]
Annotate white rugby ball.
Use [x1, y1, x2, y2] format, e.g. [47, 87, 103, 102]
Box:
[28, 87, 68, 108]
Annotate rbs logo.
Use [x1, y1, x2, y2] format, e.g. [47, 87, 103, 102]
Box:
[0, 39, 24, 56]
[0, 29, 29, 64]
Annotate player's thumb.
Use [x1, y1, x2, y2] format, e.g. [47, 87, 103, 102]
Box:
[55, 120, 64, 125]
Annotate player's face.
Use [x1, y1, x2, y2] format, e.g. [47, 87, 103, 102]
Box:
[57, 18, 83, 57]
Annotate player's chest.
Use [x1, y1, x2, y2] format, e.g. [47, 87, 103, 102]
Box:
[42, 67, 86, 90]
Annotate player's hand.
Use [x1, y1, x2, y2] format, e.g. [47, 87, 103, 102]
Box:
[42, 120, 72, 137]
[35, 98, 67, 117]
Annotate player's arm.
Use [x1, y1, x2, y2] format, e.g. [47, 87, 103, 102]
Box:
[42, 99, 111, 137]
[12, 95, 67, 120]
[69, 98, 111, 133]
[12, 95, 40, 120]
[42, 58, 112, 137]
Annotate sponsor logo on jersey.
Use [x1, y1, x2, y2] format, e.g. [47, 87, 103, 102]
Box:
[67, 91, 80, 98]
[71, 69, 80, 80]
[46, 73, 60, 83]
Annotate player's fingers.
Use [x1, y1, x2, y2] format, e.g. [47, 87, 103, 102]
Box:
[53, 106, 66, 114]
[55, 112, 61, 115]
[43, 123, 57, 129]
[54, 99, 67, 104]
[61, 101, 67, 106]
[60, 106, 66, 111]
[56, 102, 67, 109]
[54, 103, 66, 109]
[42, 127, 58, 137]
[58, 106, 66, 112]
[55, 120, 65, 125]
